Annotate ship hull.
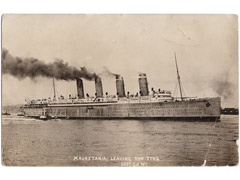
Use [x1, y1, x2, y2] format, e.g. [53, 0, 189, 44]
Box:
[23, 97, 221, 121]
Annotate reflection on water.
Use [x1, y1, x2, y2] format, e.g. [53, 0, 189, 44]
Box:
[2, 115, 238, 166]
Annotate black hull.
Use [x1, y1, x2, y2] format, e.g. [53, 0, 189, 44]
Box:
[27, 116, 220, 122]
[24, 97, 221, 122]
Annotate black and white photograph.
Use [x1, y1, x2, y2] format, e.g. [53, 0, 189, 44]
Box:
[1, 14, 238, 166]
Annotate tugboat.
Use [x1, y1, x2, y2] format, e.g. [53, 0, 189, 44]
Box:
[39, 115, 48, 120]
[17, 112, 25, 116]
[39, 108, 49, 120]
[2, 110, 11, 115]
[17, 106, 25, 116]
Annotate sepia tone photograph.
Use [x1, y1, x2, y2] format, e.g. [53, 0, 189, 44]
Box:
[1, 14, 238, 166]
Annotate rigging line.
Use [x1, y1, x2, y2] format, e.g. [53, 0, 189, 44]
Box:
[173, 81, 178, 97]
[56, 90, 59, 99]
[181, 83, 186, 97]
[202, 118, 218, 166]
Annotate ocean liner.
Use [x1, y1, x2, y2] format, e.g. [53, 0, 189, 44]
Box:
[22, 53, 221, 121]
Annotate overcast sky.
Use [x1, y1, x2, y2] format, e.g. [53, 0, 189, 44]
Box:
[2, 14, 238, 107]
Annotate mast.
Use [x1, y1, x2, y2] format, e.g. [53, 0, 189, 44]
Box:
[53, 78, 56, 100]
[174, 52, 183, 101]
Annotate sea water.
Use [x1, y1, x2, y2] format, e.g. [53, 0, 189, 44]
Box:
[1, 115, 238, 166]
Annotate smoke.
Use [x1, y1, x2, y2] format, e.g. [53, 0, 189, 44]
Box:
[210, 77, 235, 102]
[100, 66, 119, 78]
[2, 49, 98, 81]
[2, 48, 8, 60]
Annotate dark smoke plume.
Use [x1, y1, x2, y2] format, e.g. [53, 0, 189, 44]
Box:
[2, 49, 8, 60]
[2, 49, 98, 81]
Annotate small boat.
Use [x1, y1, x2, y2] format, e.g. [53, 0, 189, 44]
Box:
[2, 111, 11, 115]
[39, 108, 49, 120]
[17, 112, 25, 116]
[40, 115, 48, 120]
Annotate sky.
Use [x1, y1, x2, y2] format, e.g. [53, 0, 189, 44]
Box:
[1, 14, 238, 107]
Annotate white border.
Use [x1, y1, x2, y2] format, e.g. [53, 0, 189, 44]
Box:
[0, 0, 239, 180]
[0, 0, 239, 14]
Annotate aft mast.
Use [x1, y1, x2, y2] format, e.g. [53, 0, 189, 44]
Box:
[174, 52, 183, 101]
